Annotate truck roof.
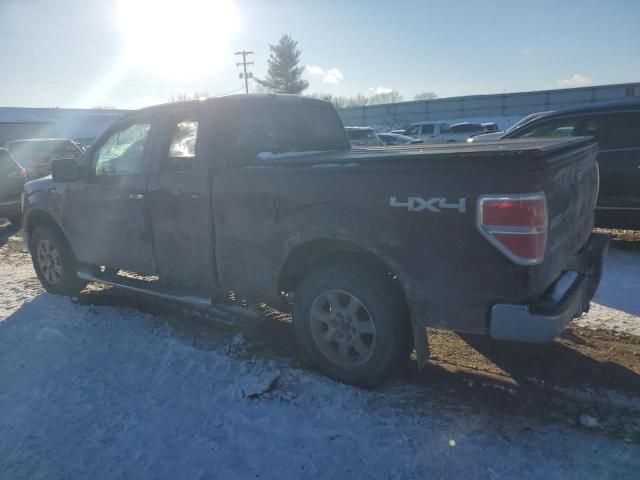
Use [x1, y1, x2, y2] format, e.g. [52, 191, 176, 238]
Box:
[131, 94, 333, 117]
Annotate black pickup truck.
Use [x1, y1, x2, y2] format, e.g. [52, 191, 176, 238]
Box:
[23, 94, 608, 386]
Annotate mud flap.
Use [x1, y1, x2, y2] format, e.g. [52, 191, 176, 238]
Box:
[411, 317, 430, 369]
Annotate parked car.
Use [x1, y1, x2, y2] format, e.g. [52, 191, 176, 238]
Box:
[480, 122, 499, 133]
[3, 138, 83, 179]
[344, 126, 383, 147]
[23, 94, 607, 387]
[0, 148, 27, 225]
[377, 133, 424, 145]
[496, 100, 640, 229]
[402, 121, 484, 143]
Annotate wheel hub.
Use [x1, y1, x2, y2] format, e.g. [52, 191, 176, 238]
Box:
[309, 289, 377, 368]
[36, 239, 62, 285]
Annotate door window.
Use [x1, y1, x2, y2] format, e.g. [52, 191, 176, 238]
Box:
[420, 125, 434, 134]
[164, 120, 199, 171]
[95, 123, 151, 176]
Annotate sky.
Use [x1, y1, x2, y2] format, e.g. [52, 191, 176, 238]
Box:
[0, 0, 638, 109]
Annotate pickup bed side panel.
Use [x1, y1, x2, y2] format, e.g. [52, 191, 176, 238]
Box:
[210, 140, 597, 335]
[210, 161, 537, 334]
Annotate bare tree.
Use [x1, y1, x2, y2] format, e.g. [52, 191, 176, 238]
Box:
[368, 90, 403, 105]
[168, 92, 209, 102]
[309, 93, 348, 109]
[414, 92, 438, 101]
[344, 94, 370, 107]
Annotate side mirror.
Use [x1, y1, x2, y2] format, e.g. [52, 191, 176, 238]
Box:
[51, 158, 79, 183]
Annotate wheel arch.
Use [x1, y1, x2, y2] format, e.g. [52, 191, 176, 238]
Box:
[278, 238, 412, 321]
[23, 208, 72, 256]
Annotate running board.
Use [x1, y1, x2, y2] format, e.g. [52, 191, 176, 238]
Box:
[77, 270, 212, 307]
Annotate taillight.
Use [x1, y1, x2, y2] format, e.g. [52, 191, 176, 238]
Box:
[477, 193, 548, 265]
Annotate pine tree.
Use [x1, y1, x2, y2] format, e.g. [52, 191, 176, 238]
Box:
[256, 35, 309, 94]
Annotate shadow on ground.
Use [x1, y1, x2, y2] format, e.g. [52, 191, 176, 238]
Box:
[74, 285, 640, 442]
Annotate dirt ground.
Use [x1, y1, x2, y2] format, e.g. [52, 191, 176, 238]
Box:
[2, 223, 639, 442]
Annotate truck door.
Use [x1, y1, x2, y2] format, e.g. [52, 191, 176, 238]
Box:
[64, 114, 156, 274]
[145, 106, 215, 288]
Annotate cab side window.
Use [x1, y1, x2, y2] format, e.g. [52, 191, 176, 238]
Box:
[405, 126, 419, 136]
[95, 123, 151, 176]
[420, 125, 434, 134]
[163, 120, 199, 172]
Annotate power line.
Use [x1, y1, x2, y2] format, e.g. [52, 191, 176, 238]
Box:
[0, 78, 213, 89]
[235, 50, 254, 94]
[0, 29, 120, 45]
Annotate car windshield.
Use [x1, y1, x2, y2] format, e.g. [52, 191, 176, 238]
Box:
[346, 129, 376, 140]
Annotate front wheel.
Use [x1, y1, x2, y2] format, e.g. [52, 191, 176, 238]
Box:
[293, 265, 411, 387]
[30, 225, 85, 295]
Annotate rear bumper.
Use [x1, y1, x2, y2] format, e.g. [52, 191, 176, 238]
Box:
[490, 233, 609, 342]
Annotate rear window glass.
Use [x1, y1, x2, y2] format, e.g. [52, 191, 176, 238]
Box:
[346, 129, 376, 140]
[448, 123, 483, 133]
[231, 104, 348, 161]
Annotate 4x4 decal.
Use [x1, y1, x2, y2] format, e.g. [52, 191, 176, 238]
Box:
[390, 196, 467, 213]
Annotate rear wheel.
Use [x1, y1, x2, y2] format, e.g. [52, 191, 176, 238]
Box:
[293, 265, 411, 387]
[30, 225, 85, 295]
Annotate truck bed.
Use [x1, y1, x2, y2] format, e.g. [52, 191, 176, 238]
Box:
[221, 136, 599, 334]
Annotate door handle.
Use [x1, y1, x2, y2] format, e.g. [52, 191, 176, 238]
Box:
[129, 193, 144, 200]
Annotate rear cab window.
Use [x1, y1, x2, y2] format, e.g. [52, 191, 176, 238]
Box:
[232, 104, 349, 162]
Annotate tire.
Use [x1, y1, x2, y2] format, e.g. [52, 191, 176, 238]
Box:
[7, 215, 21, 227]
[293, 264, 411, 388]
[30, 224, 85, 296]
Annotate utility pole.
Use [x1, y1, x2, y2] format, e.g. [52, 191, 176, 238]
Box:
[235, 50, 254, 94]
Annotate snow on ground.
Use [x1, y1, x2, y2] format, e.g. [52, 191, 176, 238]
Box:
[1, 243, 639, 479]
[574, 247, 640, 336]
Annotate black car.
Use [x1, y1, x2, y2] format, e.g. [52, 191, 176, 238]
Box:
[3, 138, 83, 180]
[0, 148, 27, 225]
[501, 100, 640, 229]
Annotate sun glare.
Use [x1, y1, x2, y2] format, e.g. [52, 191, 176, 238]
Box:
[117, 0, 240, 77]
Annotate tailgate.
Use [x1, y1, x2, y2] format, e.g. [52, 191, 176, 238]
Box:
[542, 141, 599, 280]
